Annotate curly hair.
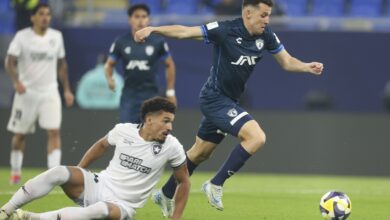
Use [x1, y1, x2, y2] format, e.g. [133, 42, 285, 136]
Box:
[141, 97, 176, 121]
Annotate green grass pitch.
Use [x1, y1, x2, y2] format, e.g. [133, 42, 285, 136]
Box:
[1, 168, 389, 219]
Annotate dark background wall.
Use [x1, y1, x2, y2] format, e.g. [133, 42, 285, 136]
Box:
[62, 28, 390, 112]
[1, 109, 389, 176]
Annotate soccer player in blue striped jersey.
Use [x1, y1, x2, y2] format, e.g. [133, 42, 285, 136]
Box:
[136, 0, 323, 214]
[105, 4, 177, 123]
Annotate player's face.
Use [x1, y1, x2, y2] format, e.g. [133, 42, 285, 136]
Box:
[31, 7, 51, 30]
[129, 9, 150, 32]
[247, 3, 272, 35]
[147, 111, 175, 143]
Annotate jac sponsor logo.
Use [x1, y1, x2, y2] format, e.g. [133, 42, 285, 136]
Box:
[231, 56, 258, 66]
[126, 60, 150, 70]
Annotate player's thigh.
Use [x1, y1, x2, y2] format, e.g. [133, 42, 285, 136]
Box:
[237, 120, 266, 153]
[200, 95, 253, 138]
[7, 91, 39, 134]
[38, 90, 62, 130]
[61, 166, 85, 201]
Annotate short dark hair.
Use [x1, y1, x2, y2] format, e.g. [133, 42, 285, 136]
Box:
[141, 97, 176, 121]
[31, 3, 50, 15]
[127, 4, 150, 17]
[242, 0, 274, 8]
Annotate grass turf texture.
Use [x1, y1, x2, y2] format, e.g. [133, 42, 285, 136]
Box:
[1, 168, 389, 219]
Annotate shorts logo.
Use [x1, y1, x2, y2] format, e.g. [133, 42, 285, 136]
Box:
[152, 143, 162, 155]
[146, 46, 154, 56]
[124, 46, 131, 54]
[256, 39, 264, 50]
[227, 108, 238, 117]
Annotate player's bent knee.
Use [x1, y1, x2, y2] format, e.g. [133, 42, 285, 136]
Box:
[106, 202, 123, 220]
[45, 165, 71, 184]
[240, 130, 266, 154]
[80, 202, 110, 219]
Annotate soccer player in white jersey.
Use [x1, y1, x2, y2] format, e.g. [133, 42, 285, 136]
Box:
[5, 3, 74, 185]
[0, 97, 190, 220]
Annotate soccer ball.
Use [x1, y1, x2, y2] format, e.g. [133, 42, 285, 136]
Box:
[319, 191, 352, 220]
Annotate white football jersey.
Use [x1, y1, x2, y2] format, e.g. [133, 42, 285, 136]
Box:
[7, 27, 65, 91]
[101, 123, 186, 208]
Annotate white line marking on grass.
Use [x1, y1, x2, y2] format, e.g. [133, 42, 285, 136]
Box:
[0, 190, 64, 196]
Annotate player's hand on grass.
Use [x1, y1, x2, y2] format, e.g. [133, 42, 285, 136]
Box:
[107, 77, 116, 91]
[64, 90, 74, 107]
[135, 27, 153, 43]
[14, 81, 26, 94]
[308, 62, 324, 75]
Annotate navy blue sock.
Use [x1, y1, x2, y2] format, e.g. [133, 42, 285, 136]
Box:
[162, 156, 198, 199]
[211, 144, 251, 186]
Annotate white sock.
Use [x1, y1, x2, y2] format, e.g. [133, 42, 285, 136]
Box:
[47, 149, 61, 169]
[27, 201, 109, 220]
[10, 150, 23, 175]
[1, 166, 70, 214]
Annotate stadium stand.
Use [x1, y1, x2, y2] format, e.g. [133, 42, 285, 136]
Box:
[277, 0, 308, 16]
[310, 0, 345, 17]
[347, 0, 384, 17]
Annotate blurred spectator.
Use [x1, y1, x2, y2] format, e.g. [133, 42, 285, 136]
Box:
[12, 0, 40, 30]
[76, 54, 124, 109]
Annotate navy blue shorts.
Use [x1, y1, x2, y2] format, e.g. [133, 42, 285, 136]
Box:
[197, 88, 253, 144]
[120, 89, 157, 123]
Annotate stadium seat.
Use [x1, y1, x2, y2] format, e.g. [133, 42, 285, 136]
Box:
[277, 0, 308, 16]
[348, 0, 383, 17]
[130, 0, 162, 15]
[164, 0, 198, 14]
[310, 0, 345, 17]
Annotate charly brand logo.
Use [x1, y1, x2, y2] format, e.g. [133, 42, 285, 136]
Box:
[236, 37, 242, 44]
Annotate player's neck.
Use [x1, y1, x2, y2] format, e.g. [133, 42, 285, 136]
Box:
[32, 26, 47, 36]
[242, 19, 255, 36]
[139, 127, 153, 142]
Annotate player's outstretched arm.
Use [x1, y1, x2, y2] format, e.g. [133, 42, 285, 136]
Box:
[5, 55, 26, 94]
[58, 58, 74, 107]
[78, 137, 111, 168]
[135, 25, 203, 43]
[172, 163, 190, 220]
[273, 49, 324, 75]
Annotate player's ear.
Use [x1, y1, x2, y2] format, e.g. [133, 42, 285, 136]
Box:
[243, 6, 251, 19]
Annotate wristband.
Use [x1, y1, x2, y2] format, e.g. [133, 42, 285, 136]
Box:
[166, 89, 175, 97]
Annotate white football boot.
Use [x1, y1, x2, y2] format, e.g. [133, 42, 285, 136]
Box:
[151, 190, 174, 218]
[201, 180, 224, 211]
